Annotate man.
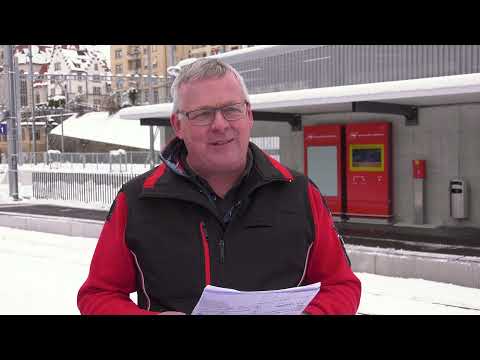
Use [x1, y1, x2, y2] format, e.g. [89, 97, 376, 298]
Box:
[78, 58, 361, 315]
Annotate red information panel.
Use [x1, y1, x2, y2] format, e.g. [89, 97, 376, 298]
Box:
[345, 122, 392, 218]
[304, 124, 343, 215]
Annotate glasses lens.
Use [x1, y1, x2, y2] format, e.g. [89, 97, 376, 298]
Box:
[186, 102, 247, 126]
[222, 103, 245, 121]
[189, 109, 214, 125]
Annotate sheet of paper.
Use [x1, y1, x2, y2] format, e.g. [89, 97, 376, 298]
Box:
[191, 282, 321, 315]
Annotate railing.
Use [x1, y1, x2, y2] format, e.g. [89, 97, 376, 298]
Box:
[7, 151, 161, 173]
[4, 137, 281, 169]
[32, 172, 137, 207]
[28, 136, 281, 206]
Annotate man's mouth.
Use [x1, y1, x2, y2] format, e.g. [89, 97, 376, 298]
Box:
[210, 139, 234, 146]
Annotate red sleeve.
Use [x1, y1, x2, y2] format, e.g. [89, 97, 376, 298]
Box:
[77, 192, 160, 315]
[302, 183, 362, 315]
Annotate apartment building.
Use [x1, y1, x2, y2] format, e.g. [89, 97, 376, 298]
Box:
[187, 45, 243, 58]
[110, 45, 246, 105]
[110, 45, 175, 104]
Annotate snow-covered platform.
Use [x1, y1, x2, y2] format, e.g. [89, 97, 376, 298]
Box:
[0, 203, 479, 289]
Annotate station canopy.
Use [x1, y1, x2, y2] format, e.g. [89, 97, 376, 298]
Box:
[118, 73, 480, 124]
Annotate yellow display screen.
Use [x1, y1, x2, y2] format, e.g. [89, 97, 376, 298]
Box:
[349, 144, 384, 172]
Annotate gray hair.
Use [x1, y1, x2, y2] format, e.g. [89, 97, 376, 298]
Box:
[170, 58, 250, 113]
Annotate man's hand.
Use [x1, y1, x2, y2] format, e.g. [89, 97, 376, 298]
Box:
[158, 311, 186, 315]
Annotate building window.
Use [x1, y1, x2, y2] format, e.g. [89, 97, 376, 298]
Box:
[94, 63, 99, 71]
[20, 78, 28, 106]
[115, 64, 123, 74]
[35, 129, 40, 141]
[35, 94, 40, 103]
[106, 83, 111, 93]
[54, 62, 61, 71]
[116, 78, 124, 89]
[50, 88, 55, 96]
[128, 59, 141, 71]
[115, 49, 122, 59]
[78, 86, 83, 94]
[154, 88, 159, 103]
[93, 87, 101, 95]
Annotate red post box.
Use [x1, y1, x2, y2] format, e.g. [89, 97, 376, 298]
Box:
[413, 160, 426, 179]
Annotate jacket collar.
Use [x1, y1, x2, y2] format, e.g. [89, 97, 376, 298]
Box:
[142, 137, 293, 194]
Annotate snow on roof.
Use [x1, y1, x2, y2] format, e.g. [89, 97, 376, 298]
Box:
[15, 45, 52, 65]
[50, 111, 162, 150]
[33, 81, 48, 88]
[51, 47, 110, 74]
[118, 72, 480, 120]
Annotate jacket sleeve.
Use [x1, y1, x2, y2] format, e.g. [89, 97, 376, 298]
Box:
[302, 182, 362, 315]
[77, 191, 160, 315]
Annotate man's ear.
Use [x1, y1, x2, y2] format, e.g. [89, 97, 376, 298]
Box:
[170, 113, 183, 139]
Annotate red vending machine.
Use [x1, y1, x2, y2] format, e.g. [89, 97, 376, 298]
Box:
[304, 124, 344, 215]
[345, 122, 392, 218]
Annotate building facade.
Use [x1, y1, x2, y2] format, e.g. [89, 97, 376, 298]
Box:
[110, 45, 246, 105]
[47, 45, 111, 111]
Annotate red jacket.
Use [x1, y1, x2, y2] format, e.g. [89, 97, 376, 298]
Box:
[78, 140, 361, 315]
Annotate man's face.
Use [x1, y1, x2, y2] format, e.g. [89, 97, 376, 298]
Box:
[170, 72, 253, 176]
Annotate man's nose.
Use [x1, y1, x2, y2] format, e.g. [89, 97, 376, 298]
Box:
[210, 109, 230, 131]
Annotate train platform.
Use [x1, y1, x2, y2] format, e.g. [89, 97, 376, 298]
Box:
[0, 202, 479, 255]
[0, 202, 479, 289]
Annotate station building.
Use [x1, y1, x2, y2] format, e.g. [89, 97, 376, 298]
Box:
[118, 45, 480, 229]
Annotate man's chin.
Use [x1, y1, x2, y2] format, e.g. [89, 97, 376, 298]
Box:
[208, 159, 244, 174]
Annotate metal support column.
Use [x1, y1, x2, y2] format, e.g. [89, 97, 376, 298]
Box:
[28, 45, 37, 165]
[4, 45, 19, 200]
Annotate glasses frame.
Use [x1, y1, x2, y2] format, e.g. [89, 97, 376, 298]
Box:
[177, 100, 250, 126]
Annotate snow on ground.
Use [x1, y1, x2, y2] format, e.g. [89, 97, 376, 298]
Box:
[0, 225, 479, 315]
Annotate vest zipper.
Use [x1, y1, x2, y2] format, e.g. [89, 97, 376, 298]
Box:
[219, 238, 225, 264]
[199, 221, 211, 286]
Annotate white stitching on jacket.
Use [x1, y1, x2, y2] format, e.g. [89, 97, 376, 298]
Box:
[130, 250, 151, 311]
[297, 243, 313, 286]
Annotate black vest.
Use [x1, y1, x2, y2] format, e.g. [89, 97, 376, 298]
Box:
[122, 143, 315, 314]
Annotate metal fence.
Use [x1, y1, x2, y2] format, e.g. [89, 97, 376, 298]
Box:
[7, 150, 160, 172]
[30, 136, 281, 206]
[32, 171, 137, 207]
[5, 136, 280, 169]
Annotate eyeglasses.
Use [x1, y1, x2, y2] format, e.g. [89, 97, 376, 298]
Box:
[177, 101, 249, 126]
